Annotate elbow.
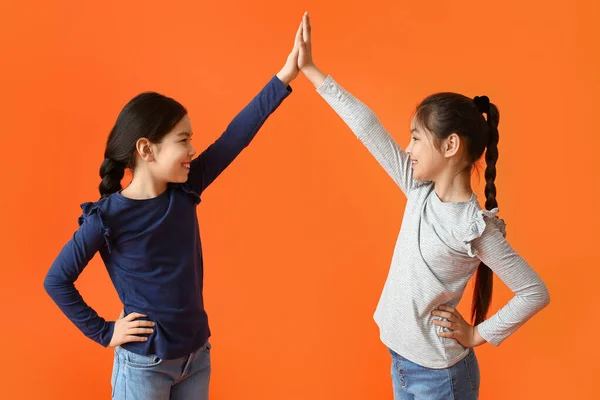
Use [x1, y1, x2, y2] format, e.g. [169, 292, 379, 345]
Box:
[43, 271, 65, 298]
[536, 284, 551, 310]
[43, 273, 55, 296]
[543, 286, 551, 308]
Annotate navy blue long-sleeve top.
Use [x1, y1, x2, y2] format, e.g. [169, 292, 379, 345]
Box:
[44, 76, 291, 360]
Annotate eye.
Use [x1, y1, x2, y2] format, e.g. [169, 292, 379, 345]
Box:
[411, 136, 418, 141]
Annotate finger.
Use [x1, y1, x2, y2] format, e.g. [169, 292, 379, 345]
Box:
[297, 39, 308, 58]
[432, 319, 453, 329]
[289, 46, 299, 61]
[437, 305, 456, 313]
[432, 310, 456, 321]
[118, 309, 125, 319]
[125, 335, 149, 343]
[298, 38, 308, 51]
[125, 312, 147, 321]
[437, 331, 456, 339]
[130, 320, 156, 328]
[289, 21, 301, 52]
[294, 19, 303, 46]
[289, 41, 300, 55]
[302, 12, 311, 43]
[128, 327, 154, 335]
[437, 306, 460, 319]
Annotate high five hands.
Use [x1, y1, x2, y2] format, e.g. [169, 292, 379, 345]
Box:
[277, 12, 327, 88]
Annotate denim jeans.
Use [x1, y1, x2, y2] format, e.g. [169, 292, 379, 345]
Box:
[389, 347, 480, 400]
[111, 341, 211, 400]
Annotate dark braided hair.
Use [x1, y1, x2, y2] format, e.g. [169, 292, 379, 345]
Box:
[99, 92, 187, 198]
[99, 157, 125, 198]
[414, 92, 500, 325]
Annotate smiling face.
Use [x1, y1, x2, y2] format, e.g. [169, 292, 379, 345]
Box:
[147, 114, 196, 184]
[406, 117, 448, 181]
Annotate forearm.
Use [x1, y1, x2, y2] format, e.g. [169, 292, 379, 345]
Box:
[302, 65, 327, 88]
[44, 269, 114, 346]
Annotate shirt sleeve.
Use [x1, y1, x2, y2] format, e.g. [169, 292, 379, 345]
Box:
[186, 75, 292, 195]
[471, 219, 550, 346]
[43, 206, 115, 347]
[316, 75, 415, 196]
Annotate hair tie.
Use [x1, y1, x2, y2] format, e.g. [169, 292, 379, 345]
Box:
[474, 96, 490, 114]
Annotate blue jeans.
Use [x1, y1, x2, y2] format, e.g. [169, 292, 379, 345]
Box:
[111, 341, 211, 400]
[389, 348, 480, 400]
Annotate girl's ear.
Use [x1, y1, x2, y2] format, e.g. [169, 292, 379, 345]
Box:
[443, 133, 461, 158]
[136, 138, 155, 162]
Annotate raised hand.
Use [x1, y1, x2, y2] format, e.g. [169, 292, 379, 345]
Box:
[276, 19, 304, 86]
[297, 12, 327, 87]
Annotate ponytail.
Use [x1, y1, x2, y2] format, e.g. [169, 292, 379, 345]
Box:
[471, 97, 500, 326]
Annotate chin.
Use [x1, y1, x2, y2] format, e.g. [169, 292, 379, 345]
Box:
[170, 174, 188, 184]
[413, 171, 432, 182]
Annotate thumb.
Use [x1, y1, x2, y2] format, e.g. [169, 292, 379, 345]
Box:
[298, 39, 307, 52]
[290, 46, 299, 59]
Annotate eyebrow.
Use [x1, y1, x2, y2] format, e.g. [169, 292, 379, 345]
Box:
[177, 131, 193, 137]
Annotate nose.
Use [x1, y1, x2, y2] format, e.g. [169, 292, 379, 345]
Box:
[406, 141, 413, 155]
[189, 145, 196, 157]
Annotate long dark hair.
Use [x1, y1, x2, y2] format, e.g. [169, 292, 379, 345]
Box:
[414, 93, 500, 325]
[99, 92, 187, 198]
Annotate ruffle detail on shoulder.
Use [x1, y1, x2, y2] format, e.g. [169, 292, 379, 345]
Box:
[463, 207, 507, 257]
[78, 202, 113, 253]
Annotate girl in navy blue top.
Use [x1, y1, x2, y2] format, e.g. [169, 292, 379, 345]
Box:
[44, 20, 304, 400]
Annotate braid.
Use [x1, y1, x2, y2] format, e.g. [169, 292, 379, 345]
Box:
[99, 157, 125, 198]
[471, 101, 500, 326]
[484, 105, 500, 211]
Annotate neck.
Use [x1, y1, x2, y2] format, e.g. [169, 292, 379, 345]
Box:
[121, 168, 168, 200]
[433, 167, 473, 203]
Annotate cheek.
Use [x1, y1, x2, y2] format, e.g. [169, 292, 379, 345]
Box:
[171, 146, 188, 161]
[417, 147, 440, 169]
[428, 152, 446, 169]
[406, 140, 414, 151]
[158, 146, 185, 167]
[412, 142, 422, 157]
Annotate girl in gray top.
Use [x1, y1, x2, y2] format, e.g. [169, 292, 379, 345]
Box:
[295, 12, 549, 400]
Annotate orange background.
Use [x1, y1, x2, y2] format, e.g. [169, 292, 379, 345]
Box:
[1, 0, 598, 399]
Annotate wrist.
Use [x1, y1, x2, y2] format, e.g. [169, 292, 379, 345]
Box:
[301, 64, 326, 87]
[276, 70, 294, 87]
[471, 325, 487, 347]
